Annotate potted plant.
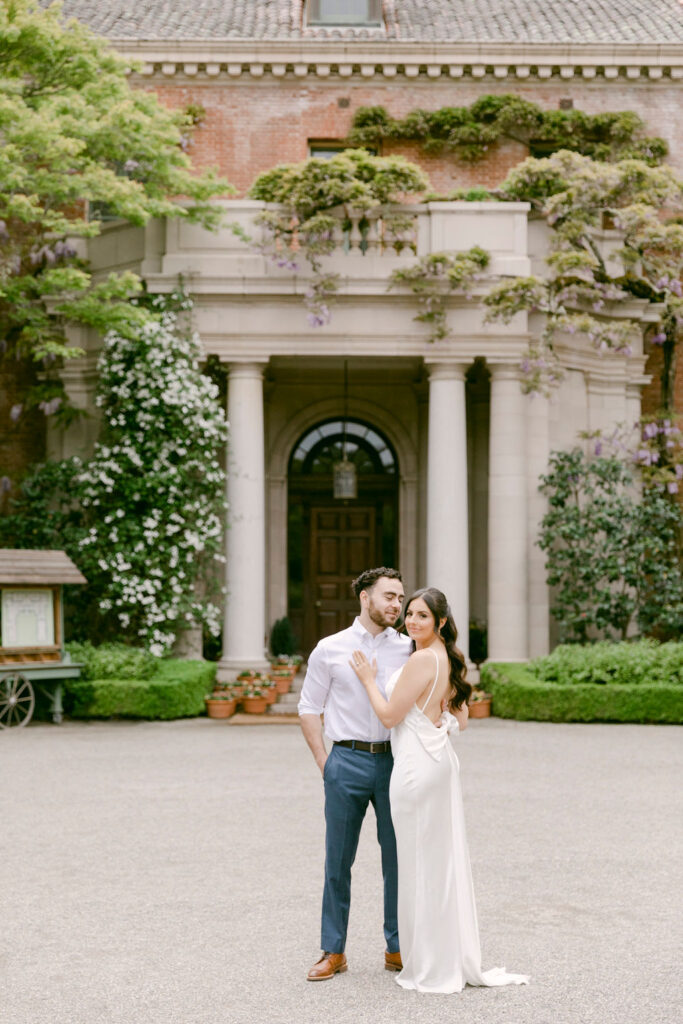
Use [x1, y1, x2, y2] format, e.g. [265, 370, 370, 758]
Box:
[269, 666, 294, 693]
[233, 669, 259, 697]
[467, 688, 493, 718]
[467, 620, 492, 718]
[261, 677, 278, 705]
[205, 687, 237, 719]
[270, 616, 299, 667]
[241, 683, 268, 714]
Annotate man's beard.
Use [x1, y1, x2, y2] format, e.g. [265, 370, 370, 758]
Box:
[368, 600, 400, 629]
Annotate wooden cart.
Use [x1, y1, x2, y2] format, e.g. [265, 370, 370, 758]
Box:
[0, 550, 87, 729]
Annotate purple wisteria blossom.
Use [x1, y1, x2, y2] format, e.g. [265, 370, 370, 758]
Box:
[38, 397, 62, 416]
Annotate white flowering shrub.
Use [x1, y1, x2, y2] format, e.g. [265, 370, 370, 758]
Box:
[77, 297, 228, 655]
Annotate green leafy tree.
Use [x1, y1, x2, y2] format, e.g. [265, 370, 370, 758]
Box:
[248, 149, 429, 325]
[538, 448, 683, 642]
[0, 0, 231, 424]
[483, 151, 683, 415]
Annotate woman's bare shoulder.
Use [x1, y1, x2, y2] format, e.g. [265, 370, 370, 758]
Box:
[406, 648, 438, 671]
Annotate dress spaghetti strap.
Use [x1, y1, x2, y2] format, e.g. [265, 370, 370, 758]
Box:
[419, 648, 440, 713]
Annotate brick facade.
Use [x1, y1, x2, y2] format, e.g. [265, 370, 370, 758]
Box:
[144, 75, 683, 194]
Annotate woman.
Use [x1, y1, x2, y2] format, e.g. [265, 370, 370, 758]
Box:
[350, 586, 528, 994]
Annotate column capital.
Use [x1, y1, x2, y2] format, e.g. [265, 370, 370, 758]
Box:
[224, 360, 268, 379]
[424, 360, 468, 382]
[488, 361, 522, 382]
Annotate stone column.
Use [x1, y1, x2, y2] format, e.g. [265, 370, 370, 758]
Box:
[488, 365, 528, 661]
[526, 393, 550, 657]
[426, 363, 469, 660]
[218, 362, 270, 679]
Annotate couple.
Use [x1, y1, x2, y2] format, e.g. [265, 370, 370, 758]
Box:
[298, 566, 528, 995]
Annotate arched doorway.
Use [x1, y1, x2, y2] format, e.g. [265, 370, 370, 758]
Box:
[288, 418, 399, 653]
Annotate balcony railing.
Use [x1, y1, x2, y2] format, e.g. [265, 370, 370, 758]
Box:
[89, 199, 532, 282]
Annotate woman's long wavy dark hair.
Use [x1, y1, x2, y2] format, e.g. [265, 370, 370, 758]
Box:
[404, 587, 471, 711]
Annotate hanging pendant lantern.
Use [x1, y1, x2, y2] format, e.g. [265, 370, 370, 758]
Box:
[334, 457, 357, 499]
[333, 361, 357, 499]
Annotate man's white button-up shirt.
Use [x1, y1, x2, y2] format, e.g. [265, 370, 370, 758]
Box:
[298, 617, 411, 742]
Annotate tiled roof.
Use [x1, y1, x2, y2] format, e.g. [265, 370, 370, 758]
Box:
[46, 1, 683, 44]
[0, 550, 87, 585]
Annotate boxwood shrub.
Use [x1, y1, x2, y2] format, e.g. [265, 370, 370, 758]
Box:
[65, 641, 158, 681]
[64, 658, 216, 720]
[481, 643, 683, 724]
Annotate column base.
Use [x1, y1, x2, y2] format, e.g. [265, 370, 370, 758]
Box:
[217, 656, 272, 682]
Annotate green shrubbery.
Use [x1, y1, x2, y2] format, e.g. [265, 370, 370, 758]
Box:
[66, 641, 158, 681]
[63, 653, 216, 720]
[532, 641, 683, 687]
[481, 642, 683, 723]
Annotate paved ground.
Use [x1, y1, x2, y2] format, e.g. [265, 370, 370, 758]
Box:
[2, 717, 682, 1024]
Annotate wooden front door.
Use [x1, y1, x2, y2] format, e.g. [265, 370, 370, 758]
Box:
[307, 506, 376, 649]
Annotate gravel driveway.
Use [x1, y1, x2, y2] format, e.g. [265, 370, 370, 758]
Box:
[2, 717, 681, 1024]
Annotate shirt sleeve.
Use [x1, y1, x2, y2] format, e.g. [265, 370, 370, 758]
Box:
[297, 642, 330, 716]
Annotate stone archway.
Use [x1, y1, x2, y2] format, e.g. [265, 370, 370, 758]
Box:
[267, 396, 419, 647]
[288, 417, 400, 652]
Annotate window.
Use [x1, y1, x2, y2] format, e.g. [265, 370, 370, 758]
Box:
[290, 419, 397, 476]
[308, 141, 377, 159]
[308, 141, 347, 159]
[307, 0, 382, 27]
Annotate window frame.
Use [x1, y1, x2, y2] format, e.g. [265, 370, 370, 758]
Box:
[307, 0, 383, 28]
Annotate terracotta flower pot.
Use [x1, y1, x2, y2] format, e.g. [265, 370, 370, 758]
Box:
[231, 683, 246, 699]
[468, 697, 492, 718]
[273, 676, 291, 694]
[205, 698, 237, 719]
[241, 695, 268, 714]
[264, 686, 277, 705]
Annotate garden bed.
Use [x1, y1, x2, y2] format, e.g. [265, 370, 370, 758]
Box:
[480, 642, 683, 724]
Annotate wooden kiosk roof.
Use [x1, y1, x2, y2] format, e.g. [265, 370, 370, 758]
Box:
[0, 550, 87, 586]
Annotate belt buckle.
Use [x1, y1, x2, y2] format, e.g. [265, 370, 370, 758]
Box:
[369, 741, 383, 753]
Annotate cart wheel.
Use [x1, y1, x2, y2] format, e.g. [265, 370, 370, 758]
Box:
[0, 672, 35, 729]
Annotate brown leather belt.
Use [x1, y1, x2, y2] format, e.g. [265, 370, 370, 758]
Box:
[334, 740, 391, 753]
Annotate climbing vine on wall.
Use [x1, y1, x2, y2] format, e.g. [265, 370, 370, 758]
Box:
[348, 96, 668, 165]
[389, 248, 490, 342]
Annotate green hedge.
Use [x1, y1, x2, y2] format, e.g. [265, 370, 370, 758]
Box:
[531, 641, 683, 687]
[480, 659, 683, 724]
[64, 659, 216, 720]
[65, 641, 158, 680]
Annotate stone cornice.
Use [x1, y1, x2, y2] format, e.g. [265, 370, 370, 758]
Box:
[113, 38, 683, 80]
[115, 38, 683, 81]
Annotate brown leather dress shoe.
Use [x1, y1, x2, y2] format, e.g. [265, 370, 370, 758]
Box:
[307, 952, 348, 981]
[384, 951, 403, 972]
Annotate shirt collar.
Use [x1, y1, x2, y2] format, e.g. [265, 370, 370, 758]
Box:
[351, 616, 395, 645]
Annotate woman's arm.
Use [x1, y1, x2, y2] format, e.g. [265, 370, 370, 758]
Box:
[452, 701, 469, 731]
[349, 649, 435, 728]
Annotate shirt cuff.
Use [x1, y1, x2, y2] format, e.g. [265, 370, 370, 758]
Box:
[298, 698, 324, 716]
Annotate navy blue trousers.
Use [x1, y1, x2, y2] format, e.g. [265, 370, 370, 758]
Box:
[321, 743, 399, 954]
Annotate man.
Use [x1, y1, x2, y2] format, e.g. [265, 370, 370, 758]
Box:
[298, 567, 411, 981]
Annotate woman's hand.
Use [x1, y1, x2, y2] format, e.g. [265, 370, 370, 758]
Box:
[453, 700, 469, 731]
[349, 649, 377, 689]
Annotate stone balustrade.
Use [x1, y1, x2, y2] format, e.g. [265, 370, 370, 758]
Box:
[87, 199, 532, 285]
